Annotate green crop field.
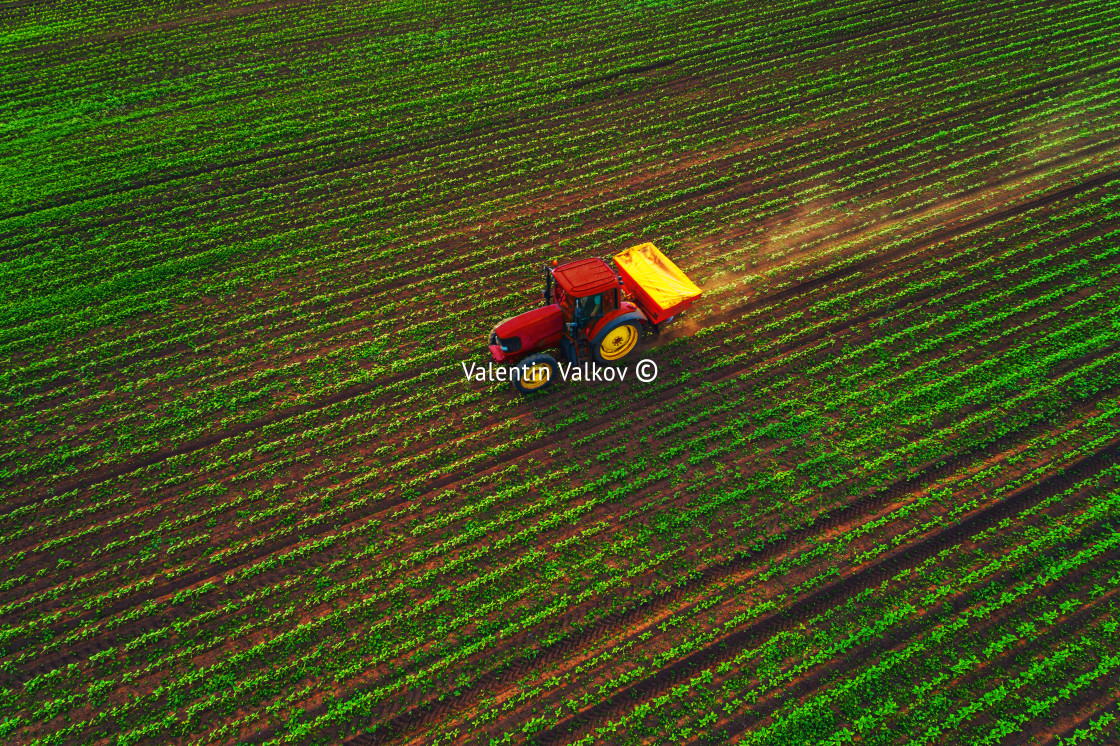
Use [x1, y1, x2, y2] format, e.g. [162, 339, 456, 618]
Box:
[3, 0, 1120, 743]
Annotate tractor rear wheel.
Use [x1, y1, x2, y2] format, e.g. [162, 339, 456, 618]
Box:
[512, 353, 559, 395]
[592, 318, 643, 364]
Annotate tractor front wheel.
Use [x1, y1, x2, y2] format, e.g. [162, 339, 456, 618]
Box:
[512, 353, 559, 395]
[592, 318, 643, 364]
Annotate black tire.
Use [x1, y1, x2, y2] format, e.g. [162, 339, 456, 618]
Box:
[512, 353, 559, 395]
[591, 316, 644, 365]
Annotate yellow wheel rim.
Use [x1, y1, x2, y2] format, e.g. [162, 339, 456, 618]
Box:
[520, 363, 551, 390]
[600, 324, 638, 361]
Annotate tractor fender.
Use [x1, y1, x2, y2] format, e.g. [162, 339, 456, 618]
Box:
[587, 304, 645, 342]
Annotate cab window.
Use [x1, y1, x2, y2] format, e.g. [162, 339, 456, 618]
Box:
[575, 294, 603, 322]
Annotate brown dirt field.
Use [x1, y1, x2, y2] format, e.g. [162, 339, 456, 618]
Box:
[5, 0, 1120, 743]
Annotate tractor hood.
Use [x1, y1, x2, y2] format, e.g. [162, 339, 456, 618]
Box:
[489, 304, 564, 362]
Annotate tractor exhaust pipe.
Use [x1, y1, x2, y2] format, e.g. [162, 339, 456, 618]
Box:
[542, 263, 554, 305]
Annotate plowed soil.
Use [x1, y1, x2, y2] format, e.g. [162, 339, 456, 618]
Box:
[3, 0, 1120, 744]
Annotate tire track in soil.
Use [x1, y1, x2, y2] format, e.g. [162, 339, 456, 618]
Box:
[707, 561, 1120, 746]
[702, 504, 1120, 744]
[1039, 694, 1120, 746]
[229, 410, 1098, 746]
[477, 394, 1120, 739]
[523, 438, 1120, 746]
[327, 409, 1120, 745]
[906, 602, 1120, 746]
[401, 425, 1119, 746]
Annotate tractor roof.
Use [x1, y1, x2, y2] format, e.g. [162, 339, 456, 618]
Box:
[553, 258, 619, 296]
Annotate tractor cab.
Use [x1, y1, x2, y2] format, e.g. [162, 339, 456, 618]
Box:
[545, 257, 645, 367]
[547, 257, 621, 331]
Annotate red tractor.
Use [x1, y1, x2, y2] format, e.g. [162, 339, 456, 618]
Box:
[487, 242, 703, 394]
